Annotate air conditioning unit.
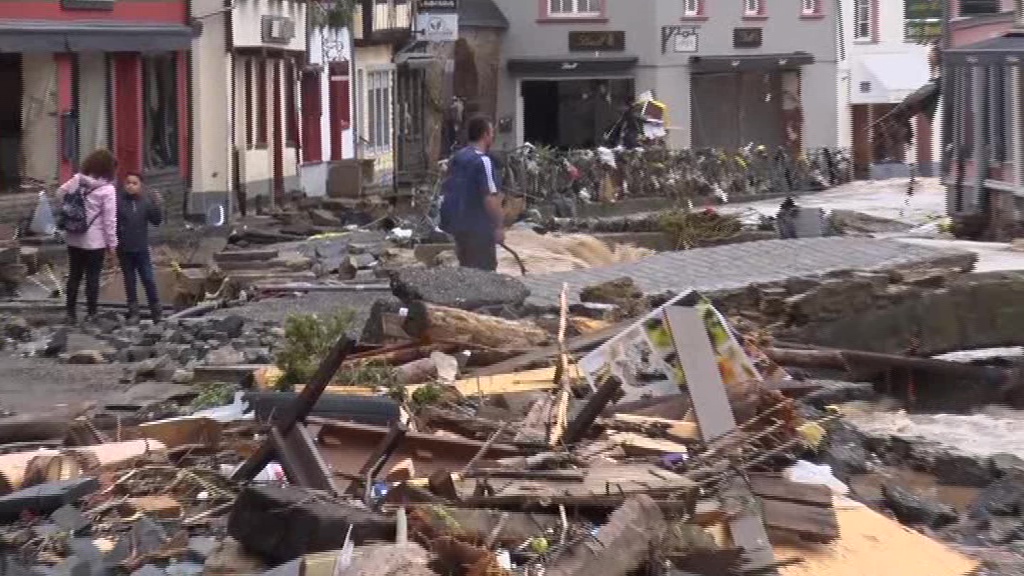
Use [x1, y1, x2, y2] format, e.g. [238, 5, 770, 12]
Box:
[262, 15, 296, 44]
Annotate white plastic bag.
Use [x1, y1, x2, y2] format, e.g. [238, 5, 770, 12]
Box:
[783, 460, 850, 495]
[29, 192, 56, 236]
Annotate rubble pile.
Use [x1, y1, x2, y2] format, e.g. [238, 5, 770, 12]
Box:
[0, 266, 989, 576]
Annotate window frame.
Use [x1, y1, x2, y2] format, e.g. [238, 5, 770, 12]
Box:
[255, 57, 268, 148]
[853, 0, 873, 41]
[742, 0, 766, 19]
[543, 0, 604, 19]
[683, 0, 703, 18]
[801, 0, 820, 15]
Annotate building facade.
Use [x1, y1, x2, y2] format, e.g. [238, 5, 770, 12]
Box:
[190, 0, 307, 217]
[300, 23, 354, 198]
[839, 0, 941, 179]
[352, 0, 412, 188]
[488, 0, 838, 152]
[0, 0, 193, 208]
[942, 0, 1024, 236]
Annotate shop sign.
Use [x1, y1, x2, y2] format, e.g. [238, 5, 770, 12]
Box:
[417, 12, 458, 42]
[569, 31, 626, 52]
[661, 26, 698, 53]
[733, 27, 763, 49]
[419, 0, 457, 12]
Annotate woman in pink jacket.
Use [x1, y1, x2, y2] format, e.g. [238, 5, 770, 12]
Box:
[57, 148, 119, 324]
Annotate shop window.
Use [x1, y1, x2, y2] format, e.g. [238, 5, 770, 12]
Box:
[853, 0, 873, 40]
[142, 52, 179, 171]
[959, 0, 1001, 15]
[364, 69, 392, 155]
[547, 0, 601, 18]
[285, 58, 298, 147]
[255, 58, 267, 147]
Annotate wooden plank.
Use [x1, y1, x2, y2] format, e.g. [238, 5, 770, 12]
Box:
[607, 414, 701, 442]
[749, 473, 834, 508]
[776, 503, 978, 576]
[761, 498, 839, 543]
[468, 321, 630, 377]
[606, 432, 691, 457]
[406, 365, 572, 397]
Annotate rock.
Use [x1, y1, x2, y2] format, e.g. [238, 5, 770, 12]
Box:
[933, 451, 993, 488]
[308, 209, 342, 227]
[969, 469, 1024, 519]
[242, 348, 273, 364]
[983, 516, 1024, 545]
[187, 537, 220, 563]
[203, 537, 266, 576]
[215, 316, 246, 339]
[165, 562, 203, 576]
[800, 380, 876, 408]
[0, 478, 100, 522]
[132, 566, 167, 576]
[882, 483, 958, 529]
[390, 267, 530, 310]
[227, 485, 395, 564]
[126, 346, 154, 362]
[206, 345, 246, 366]
[171, 369, 195, 385]
[133, 356, 171, 380]
[349, 253, 378, 270]
[43, 328, 69, 357]
[66, 350, 108, 365]
[3, 316, 32, 341]
[992, 453, 1024, 477]
[820, 422, 870, 483]
[359, 297, 405, 345]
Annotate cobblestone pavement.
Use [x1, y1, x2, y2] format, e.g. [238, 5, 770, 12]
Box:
[520, 237, 973, 308]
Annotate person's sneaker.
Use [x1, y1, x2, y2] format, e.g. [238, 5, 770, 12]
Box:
[63, 315, 77, 326]
[126, 305, 140, 324]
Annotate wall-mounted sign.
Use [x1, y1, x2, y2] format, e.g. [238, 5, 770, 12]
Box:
[416, 12, 458, 42]
[733, 27, 762, 49]
[661, 26, 698, 54]
[569, 31, 626, 52]
[419, 0, 457, 12]
[262, 15, 296, 44]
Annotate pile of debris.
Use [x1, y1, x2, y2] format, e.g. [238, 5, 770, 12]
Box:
[0, 269, 982, 576]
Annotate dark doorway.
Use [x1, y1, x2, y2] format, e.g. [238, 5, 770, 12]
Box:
[522, 78, 633, 149]
[0, 54, 22, 190]
[141, 52, 179, 172]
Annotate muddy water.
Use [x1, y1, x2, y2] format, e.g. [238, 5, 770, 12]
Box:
[841, 401, 1024, 460]
[849, 469, 981, 512]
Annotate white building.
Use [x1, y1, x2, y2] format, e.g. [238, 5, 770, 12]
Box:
[837, 0, 941, 179]
[300, 23, 355, 197]
[190, 0, 307, 217]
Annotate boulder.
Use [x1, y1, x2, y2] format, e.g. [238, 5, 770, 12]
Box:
[968, 468, 1024, 519]
[390, 267, 530, 310]
[882, 483, 958, 529]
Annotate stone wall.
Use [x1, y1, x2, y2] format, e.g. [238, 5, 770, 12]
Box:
[717, 264, 1024, 357]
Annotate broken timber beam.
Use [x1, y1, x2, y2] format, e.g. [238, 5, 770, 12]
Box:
[232, 335, 354, 483]
[765, 347, 1008, 382]
[402, 301, 550, 349]
[546, 495, 667, 576]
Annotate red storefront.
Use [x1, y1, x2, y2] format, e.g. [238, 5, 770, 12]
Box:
[0, 0, 194, 193]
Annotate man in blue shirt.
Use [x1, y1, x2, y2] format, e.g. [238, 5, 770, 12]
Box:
[439, 116, 504, 271]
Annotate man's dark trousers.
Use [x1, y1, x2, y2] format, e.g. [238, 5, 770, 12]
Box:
[454, 232, 497, 271]
[118, 249, 160, 319]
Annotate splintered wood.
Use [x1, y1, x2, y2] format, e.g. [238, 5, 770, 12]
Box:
[457, 463, 696, 507]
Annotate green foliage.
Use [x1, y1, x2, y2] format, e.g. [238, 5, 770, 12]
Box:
[337, 360, 401, 389]
[275, 311, 355, 389]
[309, 0, 357, 29]
[410, 383, 444, 407]
[190, 381, 235, 410]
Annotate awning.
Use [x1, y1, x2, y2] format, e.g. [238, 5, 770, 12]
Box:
[507, 55, 637, 75]
[852, 52, 932, 104]
[0, 20, 197, 53]
[688, 52, 813, 73]
[944, 32, 1024, 66]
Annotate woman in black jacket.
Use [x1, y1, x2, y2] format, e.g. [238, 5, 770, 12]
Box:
[116, 172, 163, 323]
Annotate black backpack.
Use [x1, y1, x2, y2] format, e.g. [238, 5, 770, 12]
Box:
[57, 179, 99, 234]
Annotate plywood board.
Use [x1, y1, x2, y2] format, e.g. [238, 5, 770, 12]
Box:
[776, 502, 978, 576]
